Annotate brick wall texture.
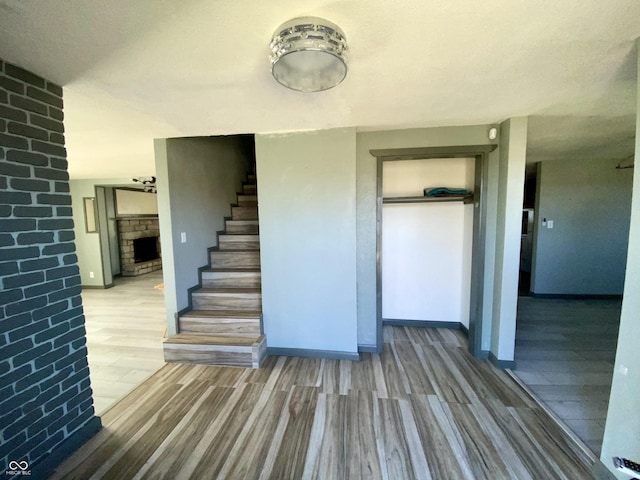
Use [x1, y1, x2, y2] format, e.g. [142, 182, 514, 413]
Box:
[118, 217, 162, 276]
[0, 59, 97, 472]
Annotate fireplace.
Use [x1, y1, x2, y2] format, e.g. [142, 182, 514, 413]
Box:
[133, 236, 159, 263]
[117, 217, 162, 276]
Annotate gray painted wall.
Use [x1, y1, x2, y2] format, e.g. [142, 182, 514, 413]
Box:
[255, 129, 358, 354]
[155, 124, 529, 362]
[481, 149, 500, 351]
[490, 117, 527, 362]
[69, 178, 135, 287]
[155, 136, 251, 335]
[600, 38, 640, 480]
[356, 126, 499, 348]
[531, 157, 632, 295]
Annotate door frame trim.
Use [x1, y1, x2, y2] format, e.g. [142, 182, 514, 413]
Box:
[372, 144, 496, 357]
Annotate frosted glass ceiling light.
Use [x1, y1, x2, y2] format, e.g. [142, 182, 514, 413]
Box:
[270, 17, 348, 92]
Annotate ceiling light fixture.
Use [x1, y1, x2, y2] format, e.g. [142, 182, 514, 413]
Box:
[269, 16, 349, 92]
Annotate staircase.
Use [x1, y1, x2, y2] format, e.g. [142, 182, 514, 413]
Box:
[163, 174, 267, 368]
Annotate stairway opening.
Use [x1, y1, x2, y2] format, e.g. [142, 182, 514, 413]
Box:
[163, 170, 267, 368]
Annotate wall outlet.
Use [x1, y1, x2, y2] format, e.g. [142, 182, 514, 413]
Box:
[89, 271, 94, 278]
[547, 220, 554, 229]
[180, 232, 187, 243]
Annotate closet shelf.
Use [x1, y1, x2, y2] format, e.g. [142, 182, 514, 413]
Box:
[383, 195, 474, 204]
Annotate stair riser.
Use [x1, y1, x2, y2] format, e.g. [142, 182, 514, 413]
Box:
[247, 174, 256, 183]
[210, 251, 260, 268]
[226, 224, 259, 234]
[180, 318, 261, 335]
[231, 206, 258, 220]
[202, 271, 261, 288]
[164, 345, 258, 368]
[193, 293, 261, 310]
[242, 184, 257, 195]
[218, 235, 260, 251]
[237, 195, 258, 207]
[225, 220, 258, 234]
[219, 241, 259, 251]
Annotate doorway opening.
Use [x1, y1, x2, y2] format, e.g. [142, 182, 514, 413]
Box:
[518, 164, 537, 296]
[94, 185, 161, 284]
[381, 157, 475, 328]
[512, 157, 632, 455]
[84, 184, 165, 415]
[373, 145, 496, 357]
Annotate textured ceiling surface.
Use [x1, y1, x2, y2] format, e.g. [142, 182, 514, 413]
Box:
[0, 0, 638, 178]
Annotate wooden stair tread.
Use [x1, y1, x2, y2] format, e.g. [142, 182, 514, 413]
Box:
[204, 268, 261, 273]
[215, 248, 260, 252]
[211, 249, 259, 253]
[182, 309, 261, 318]
[219, 233, 259, 237]
[194, 288, 261, 294]
[219, 238, 259, 243]
[205, 265, 257, 272]
[165, 333, 263, 346]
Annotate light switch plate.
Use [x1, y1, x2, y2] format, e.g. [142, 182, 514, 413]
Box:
[180, 232, 187, 243]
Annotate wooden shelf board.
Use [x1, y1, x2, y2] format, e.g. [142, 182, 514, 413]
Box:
[383, 195, 474, 204]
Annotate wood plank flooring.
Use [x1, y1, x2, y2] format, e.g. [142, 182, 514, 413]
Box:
[513, 297, 619, 456]
[52, 325, 596, 479]
[82, 271, 166, 414]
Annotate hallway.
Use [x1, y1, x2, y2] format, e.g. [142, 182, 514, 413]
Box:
[513, 297, 620, 455]
[82, 271, 166, 414]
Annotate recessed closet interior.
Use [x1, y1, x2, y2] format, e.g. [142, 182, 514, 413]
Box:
[381, 157, 476, 329]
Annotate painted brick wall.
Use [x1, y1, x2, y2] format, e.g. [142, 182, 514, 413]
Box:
[0, 59, 100, 475]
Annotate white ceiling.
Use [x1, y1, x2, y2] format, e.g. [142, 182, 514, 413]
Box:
[0, 0, 638, 178]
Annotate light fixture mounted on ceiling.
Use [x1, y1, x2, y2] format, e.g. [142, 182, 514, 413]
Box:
[269, 16, 349, 93]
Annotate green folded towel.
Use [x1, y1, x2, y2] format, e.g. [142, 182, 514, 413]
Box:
[424, 187, 470, 197]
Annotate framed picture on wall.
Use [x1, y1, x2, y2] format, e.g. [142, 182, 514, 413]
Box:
[84, 197, 98, 233]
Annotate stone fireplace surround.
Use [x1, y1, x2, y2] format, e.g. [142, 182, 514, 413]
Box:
[117, 216, 162, 276]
